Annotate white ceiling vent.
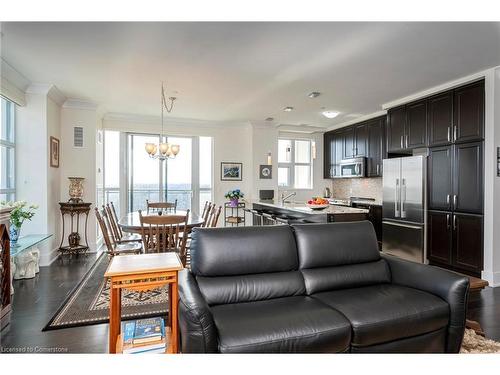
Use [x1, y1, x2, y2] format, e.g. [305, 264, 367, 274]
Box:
[73, 126, 84, 148]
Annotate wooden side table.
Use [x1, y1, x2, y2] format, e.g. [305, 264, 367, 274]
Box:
[104, 252, 184, 354]
[58, 202, 92, 255]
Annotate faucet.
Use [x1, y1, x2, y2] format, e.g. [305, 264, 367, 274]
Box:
[280, 191, 297, 205]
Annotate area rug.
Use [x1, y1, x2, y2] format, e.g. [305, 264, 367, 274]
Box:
[43, 253, 168, 331]
[460, 329, 500, 353]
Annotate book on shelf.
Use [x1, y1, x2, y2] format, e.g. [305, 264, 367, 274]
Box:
[122, 318, 167, 354]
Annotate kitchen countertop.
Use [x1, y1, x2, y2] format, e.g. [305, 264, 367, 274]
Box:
[250, 200, 369, 215]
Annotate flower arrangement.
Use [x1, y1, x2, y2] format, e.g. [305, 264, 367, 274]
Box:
[0, 200, 38, 242]
[225, 189, 244, 207]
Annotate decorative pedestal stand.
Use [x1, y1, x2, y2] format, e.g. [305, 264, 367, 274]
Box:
[58, 202, 92, 255]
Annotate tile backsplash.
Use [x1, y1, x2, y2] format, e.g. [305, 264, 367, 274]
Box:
[330, 177, 383, 202]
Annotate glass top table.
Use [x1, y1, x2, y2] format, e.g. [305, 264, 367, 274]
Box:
[10, 234, 52, 257]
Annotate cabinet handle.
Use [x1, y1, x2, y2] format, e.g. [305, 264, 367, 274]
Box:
[400, 135, 404, 149]
[376, 164, 380, 175]
[453, 126, 457, 141]
[446, 214, 451, 229]
[405, 134, 409, 148]
[453, 194, 457, 210]
[447, 126, 451, 142]
[453, 214, 457, 230]
[446, 194, 450, 208]
[395, 178, 400, 218]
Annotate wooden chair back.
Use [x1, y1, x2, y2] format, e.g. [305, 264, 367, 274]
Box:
[109, 202, 123, 238]
[139, 210, 189, 257]
[201, 201, 209, 219]
[207, 205, 222, 228]
[104, 204, 121, 243]
[201, 202, 213, 227]
[95, 208, 115, 254]
[146, 199, 177, 214]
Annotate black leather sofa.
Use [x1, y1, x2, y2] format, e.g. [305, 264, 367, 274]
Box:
[178, 221, 469, 353]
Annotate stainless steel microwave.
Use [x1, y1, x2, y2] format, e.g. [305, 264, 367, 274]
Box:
[336, 157, 366, 178]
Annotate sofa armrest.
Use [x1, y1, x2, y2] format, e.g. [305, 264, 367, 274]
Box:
[382, 254, 470, 353]
[178, 269, 218, 353]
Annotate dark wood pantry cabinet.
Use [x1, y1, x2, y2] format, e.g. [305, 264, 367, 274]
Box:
[387, 106, 406, 153]
[454, 81, 484, 143]
[427, 91, 454, 146]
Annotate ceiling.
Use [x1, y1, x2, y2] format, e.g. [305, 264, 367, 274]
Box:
[2, 22, 500, 127]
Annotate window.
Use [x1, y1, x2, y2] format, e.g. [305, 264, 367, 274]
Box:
[104, 130, 121, 215]
[278, 138, 312, 189]
[199, 137, 213, 213]
[0, 97, 16, 202]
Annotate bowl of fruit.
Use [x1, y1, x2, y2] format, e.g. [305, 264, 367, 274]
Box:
[306, 197, 330, 210]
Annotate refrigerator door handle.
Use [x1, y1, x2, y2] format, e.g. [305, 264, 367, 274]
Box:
[401, 178, 407, 218]
[400, 135, 404, 149]
[382, 220, 422, 230]
[453, 194, 457, 210]
[395, 178, 400, 218]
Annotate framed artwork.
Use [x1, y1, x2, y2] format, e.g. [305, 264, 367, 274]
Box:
[50, 136, 60, 168]
[221, 162, 243, 181]
[259, 165, 272, 179]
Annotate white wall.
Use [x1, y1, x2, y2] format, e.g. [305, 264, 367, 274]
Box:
[60, 104, 100, 250]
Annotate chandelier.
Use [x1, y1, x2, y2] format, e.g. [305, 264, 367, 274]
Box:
[145, 82, 180, 160]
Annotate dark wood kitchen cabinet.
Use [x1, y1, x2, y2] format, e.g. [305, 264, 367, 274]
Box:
[405, 99, 427, 149]
[453, 212, 483, 274]
[428, 210, 483, 276]
[387, 105, 406, 153]
[428, 146, 453, 211]
[427, 91, 453, 146]
[427, 210, 452, 266]
[454, 81, 484, 143]
[353, 122, 368, 157]
[342, 127, 356, 159]
[323, 131, 334, 179]
[453, 141, 483, 214]
[366, 116, 385, 177]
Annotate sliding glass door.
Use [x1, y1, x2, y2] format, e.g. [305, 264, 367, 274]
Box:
[164, 136, 192, 210]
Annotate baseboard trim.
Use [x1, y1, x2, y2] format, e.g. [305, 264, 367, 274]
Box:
[481, 270, 500, 288]
[39, 248, 60, 267]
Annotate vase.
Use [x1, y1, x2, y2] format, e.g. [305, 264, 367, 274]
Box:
[10, 225, 21, 243]
[68, 177, 85, 203]
[229, 198, 239, 207]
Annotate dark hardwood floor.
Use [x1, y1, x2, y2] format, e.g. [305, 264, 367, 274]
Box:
[1, 253, 500, 353]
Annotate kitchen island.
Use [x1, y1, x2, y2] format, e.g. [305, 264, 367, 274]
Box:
[251, 200, 368, 224]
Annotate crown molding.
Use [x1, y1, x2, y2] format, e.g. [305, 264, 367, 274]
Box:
[0, 77, 26, 106]
[277, 124, 327, 134]
[0, 58, 30, 92]
[63, 98, 98, 111]
[103, 112, 250, 129]
[326, 110, 387, 131]
[47, 86, 66, 106]
[381, 67, 497, 110]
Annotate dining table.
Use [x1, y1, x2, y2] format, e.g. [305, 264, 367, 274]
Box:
[118, 210, 205, 234]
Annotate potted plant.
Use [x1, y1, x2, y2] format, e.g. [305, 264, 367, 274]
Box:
[0, 201, 38, 243]
[225, 189, 244, 207]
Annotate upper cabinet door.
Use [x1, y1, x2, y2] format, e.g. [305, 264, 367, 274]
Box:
[323, 132, 334, 179]
[405, 99, 427, 149]
[453, 141, 483, 214]
[428, 145, 453, 211]
[353, 122, 368, 157]
[427, 91, 453, 147]
[342, 127, 356, 160]
[454, 81, 484, 143]
[367, 117, 385, 177]
[387, 106, 406, 153]
[333, 132, 344, 177]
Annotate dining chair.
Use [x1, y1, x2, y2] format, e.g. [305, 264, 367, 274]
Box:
[201, 202, 214, 227]
[146, 199, 177, 214]
[207, 205, 222, 228]
[95, 208, 142, 256]
[138, 209, 190, 265]
[104, 204, 142, 244]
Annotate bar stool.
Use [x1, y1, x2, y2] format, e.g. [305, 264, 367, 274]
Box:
[262, 212, 277, 225]
[249, 209, 263, 226]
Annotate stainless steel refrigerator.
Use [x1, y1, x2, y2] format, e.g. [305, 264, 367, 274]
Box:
[382, 155, 427, 263]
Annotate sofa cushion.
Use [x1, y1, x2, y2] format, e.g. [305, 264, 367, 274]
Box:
[190, 225, 298, 276]
[210, 296, 351, 353]
[197, 271, 305, 306]
[312, 284, 449, 347]
[292, 222, 390, 293]
[292, 221, 380, 268]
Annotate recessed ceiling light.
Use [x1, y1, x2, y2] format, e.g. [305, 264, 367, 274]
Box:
[322, 111, 340, 119]
[265, 117, 274, 121]
[308, 92, 321, 98]
[283, 106, 294, 112]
